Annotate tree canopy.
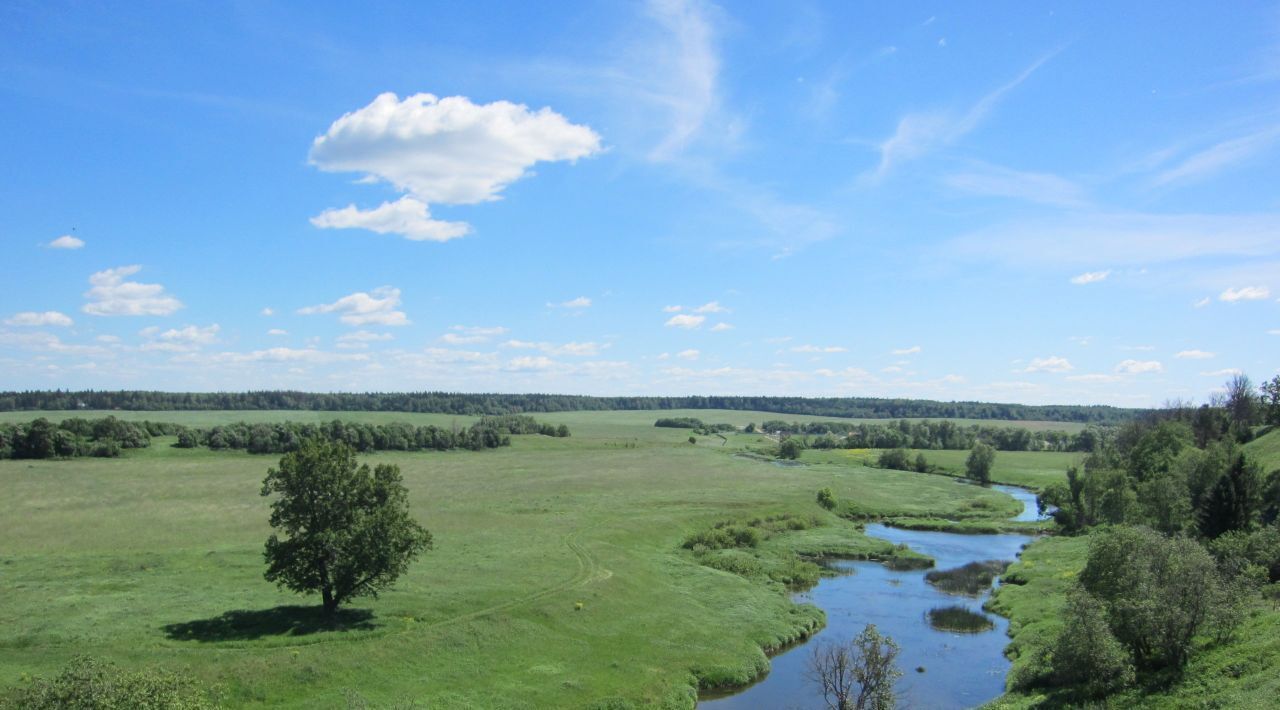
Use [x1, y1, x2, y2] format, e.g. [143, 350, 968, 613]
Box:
[261, 439, 432, 615]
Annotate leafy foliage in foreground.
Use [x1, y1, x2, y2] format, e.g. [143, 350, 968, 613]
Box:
[0, 656, 215, 709]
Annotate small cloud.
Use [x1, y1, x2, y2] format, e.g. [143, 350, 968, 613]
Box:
[665, 314, 706, 329]
[938, 38, 947, 47]
[1068, 335, 1092, 346]
[1070, 270, 1110, 285]
[337, 330, 394, 346]
[261, 307, 275, 316]
[891, 345, 922, 355]
[48, 235, 85, 250]
[506, 355, 556, 371]
[440, 325, 508, 344]
[1270, 329, 1280, 336]
[1193, 297, 1211, 308]
[1219, 286, 1270, 302]
[554, 296, 592, 309]
[656, 352, 671, 360]
[298, 286, 409, 326]
[140, 324, 221, 352]
[1201, 368, 1243, 377]
[1066, 373, 1123, 383]
[710, 322, 734, 332]
[310, 197, 470, 242]
[693, 301, 728, 313]
[662, 305, 683, 313]
[267, 329, 288, 336]
[1022, 356, 1074, 373]
[1115, 359, 1163, 374]
[791, 344, 847, 353]
[677, 349, 700, 360]
[1175, 350, 1214, 360]
[5, 311, 73, 327]
[82, 265, 183, 317]
[501, 339, 604, 357]
[1120, 344, 1155, 351]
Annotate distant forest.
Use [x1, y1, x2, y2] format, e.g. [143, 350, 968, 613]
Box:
[0, 390, 1143, 424]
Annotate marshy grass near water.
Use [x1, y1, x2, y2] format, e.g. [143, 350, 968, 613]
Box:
[927, 605, 995, 633]
[924, 560, 1011, 595]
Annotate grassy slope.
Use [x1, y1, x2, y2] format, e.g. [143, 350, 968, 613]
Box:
[0, 410, 1033, 708]
[0, 408, 1088, 433]
[987, 535, 1280, 709]
[1243, 427, 1280, 471]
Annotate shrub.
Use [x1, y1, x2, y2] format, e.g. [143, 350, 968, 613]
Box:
[778, 438, 804, 460]
[1, 656, 215, 709]
[877, 448, 910, 471]
[1045, 588, 1135, 697]
[816, 487, 837, 510]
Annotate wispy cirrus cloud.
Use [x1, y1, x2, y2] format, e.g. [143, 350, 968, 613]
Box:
[1152, 125, 1280, 187]
[867, 51, 1058, 182]
[943, 163, 1088, 207]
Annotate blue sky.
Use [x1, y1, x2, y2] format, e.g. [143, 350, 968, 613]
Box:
[2, 1, 1278, 406]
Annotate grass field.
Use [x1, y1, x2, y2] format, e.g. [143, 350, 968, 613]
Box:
[0, 409, 1050, 708]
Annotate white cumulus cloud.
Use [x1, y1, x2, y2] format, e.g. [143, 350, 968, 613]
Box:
[140, 324, 220, 352]
[1115, 359, 1163, 374]
[48, 235, 85, 249]
[693, 301, 728, 313]
[891, 345, 922, 355]
[665, 313, 706, 329]
[298, 286, 409, 326]
[5, 311, 73, 327]
[1022, 356, 1074, 373]
[710, 322, 734, 332]
[309, 92, 601, 240]
[1175, 350, 1215, 359]
[82, 265, 183, 317]
[792, 345, 847, 353]
[311, 197, 470, 242]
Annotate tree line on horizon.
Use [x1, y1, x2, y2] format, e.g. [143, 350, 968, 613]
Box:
[0, 414, 568, 459]
[0, 389, 1143, 424]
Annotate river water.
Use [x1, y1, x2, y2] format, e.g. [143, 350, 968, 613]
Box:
[699, 487, 1044, 709]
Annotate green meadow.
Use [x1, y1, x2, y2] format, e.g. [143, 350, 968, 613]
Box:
[0, 409, 1061, 708]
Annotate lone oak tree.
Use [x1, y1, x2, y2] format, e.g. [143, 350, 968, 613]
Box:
[261, 438, 432, 615]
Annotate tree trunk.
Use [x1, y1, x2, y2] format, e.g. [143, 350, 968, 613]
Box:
[321, 584, 337, 616]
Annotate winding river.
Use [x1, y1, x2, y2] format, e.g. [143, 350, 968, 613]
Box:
[699, 485, 1045, 709]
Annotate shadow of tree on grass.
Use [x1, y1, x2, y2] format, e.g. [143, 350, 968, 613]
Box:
[162, 605, 376, 642]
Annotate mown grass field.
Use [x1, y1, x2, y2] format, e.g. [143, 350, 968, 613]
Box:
[1, 409, 1079, 708]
